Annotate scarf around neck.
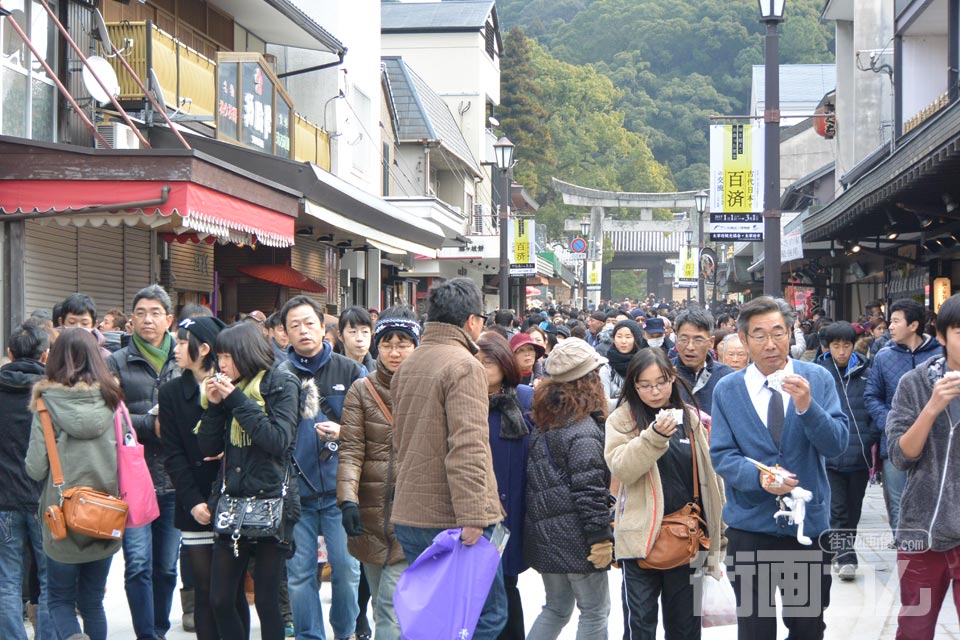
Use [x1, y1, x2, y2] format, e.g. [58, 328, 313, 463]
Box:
[489, 386, 529, 440]
[607, 345, 637, 379]
[134, 332, 172, 373]
[199, 370, 267, 447]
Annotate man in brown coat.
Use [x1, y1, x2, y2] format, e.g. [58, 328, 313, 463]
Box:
[390, 277, 506, 638]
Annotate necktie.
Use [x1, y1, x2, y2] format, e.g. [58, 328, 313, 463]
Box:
[766, 381, 784, 448]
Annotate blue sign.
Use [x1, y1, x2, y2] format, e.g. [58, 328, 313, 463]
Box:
[570, 237, 587, 253]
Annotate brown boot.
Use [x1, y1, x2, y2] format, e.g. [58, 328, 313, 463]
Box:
[180, 588, 196, 632]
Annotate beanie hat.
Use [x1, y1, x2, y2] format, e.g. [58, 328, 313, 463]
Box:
[373, 317, 421, 347]
[545, 338, 608, 383]
[178, 316, 226, 348]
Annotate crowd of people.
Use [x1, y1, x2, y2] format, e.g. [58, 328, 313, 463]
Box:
[1, 282, 958, 640]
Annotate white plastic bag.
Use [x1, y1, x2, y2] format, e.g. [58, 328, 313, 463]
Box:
[701, 567, 737, 628]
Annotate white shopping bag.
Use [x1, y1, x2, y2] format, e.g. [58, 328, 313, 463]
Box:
[701, 566, 737, 628]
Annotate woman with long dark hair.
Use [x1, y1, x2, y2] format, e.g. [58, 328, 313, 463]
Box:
[477, 332, 535, 640]
[605, 348, 724, 639]
[524, 338, 613, 640]
[161, 316, 250, 640]
[25, 328, 125, 640]
[196, 322, 300, 640]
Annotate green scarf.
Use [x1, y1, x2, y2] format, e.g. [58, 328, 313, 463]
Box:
[199, 370, 267, 448]
[133, 332, 172, 374]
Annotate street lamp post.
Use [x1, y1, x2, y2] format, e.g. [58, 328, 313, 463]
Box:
[494, 136, 515, 311]
[694, 189, 708, 305]
[759, 0, 785, 297]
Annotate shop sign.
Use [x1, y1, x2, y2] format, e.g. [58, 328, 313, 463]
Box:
[510, 218, 536, 277]
[216, 53, 294, 159]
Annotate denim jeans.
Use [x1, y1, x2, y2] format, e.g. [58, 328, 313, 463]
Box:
[363, 561, 407, 640]
[122, 492, 181, 639]
[527, 572, 610, 640]
[47, 555, 113, 640]
[287, 494, 361, 640]
[884, 458, 908, 534]
[394, 524, 507, 640]
[0, 510, 52, 640]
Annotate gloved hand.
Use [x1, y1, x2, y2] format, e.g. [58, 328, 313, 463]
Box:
[340, 501, 363, 537]
[587, 540, 614, 569]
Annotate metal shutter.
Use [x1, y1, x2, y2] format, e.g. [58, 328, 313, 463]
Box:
[78, 226, 125, 314]
[123, 227, 152, 311]
[24, 221, 78, 315]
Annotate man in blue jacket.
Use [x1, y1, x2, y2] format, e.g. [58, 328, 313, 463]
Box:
[711, 296, 848, 639]
[279, 296, 365, 640]
[864, 298, 941, 538]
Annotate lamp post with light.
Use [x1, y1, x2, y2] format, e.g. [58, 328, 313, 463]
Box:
[759, 0, 785, 296]
[494, 136, 515, 311]
[694, 189, 708, 304]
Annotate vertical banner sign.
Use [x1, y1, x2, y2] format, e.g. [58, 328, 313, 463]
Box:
[509, 219, 536, 277]
[678, 246, 698, 288]
[709, 123, 764, 241]
[586, 260, 602, 291]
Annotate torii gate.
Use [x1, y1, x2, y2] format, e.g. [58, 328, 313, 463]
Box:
[552, 178, 703, 303]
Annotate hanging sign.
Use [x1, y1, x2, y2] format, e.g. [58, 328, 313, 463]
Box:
[509, 218, 536, 277]
[677, 245, 698, 288]
[709, 123, 764, 239]
[216, 52, 295, 159]
[586, 260, 602, 292]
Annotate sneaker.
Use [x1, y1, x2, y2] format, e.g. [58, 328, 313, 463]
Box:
[838, 564, 857, 581]
[284, 623, 295, 637]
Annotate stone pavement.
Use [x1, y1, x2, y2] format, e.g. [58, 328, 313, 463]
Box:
[27, 485, 958, 638]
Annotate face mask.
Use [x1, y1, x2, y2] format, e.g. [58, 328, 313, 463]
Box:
[647, 337, 664, 348]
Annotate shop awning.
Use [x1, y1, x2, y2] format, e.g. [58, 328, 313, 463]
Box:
[0, 180, 295, 248]
[237, 264, 327, 293]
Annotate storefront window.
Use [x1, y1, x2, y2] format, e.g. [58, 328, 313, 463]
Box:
[1, 0, 57, 141]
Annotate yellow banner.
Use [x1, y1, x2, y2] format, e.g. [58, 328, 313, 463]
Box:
[709, 123, 764, 214]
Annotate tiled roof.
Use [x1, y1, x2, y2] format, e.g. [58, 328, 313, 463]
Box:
[381, 0, 494, 31]
[382, 56, 483, 176]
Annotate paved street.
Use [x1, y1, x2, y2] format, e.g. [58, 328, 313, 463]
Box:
[22, 485, 956, 639]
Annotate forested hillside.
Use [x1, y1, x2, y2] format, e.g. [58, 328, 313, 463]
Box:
[492, 0, 835, 239]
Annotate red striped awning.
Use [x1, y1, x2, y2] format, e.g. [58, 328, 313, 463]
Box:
[0, 180, 295, 248]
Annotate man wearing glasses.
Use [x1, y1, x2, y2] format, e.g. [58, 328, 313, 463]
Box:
[710, 296, 848, 639]
[671, 307, 733, 414]
[107, 285, 182, 640]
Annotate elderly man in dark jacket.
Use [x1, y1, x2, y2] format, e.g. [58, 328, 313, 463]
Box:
[0, 322, 51, 640]
[107, 285, 181, 640]
[818, 321, 879, 581]
[670, 308, 733, 414]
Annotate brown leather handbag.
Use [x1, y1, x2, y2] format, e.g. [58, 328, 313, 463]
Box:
[638, 417, 710, 570]
[38, 398, 128, 541]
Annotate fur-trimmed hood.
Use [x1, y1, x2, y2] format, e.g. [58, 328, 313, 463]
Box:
[30, 379, 113, 440]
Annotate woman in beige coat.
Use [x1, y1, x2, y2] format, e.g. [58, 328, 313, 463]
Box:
[604, 348, 724, 640]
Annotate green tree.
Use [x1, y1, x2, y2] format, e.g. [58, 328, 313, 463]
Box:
[610, 269, 648, 302]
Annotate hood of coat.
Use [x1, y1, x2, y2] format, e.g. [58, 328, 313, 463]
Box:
[818, 351, 868, 381]
[30, 380, 113, 440]
[0, 359, 45, 392]
[889, 334, 942, 356]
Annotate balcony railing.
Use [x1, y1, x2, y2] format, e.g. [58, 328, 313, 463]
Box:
[105, 22, 330, 170]
[903, 91, 950, 134]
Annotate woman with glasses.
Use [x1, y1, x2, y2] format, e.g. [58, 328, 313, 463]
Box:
[477, 332, 535, 640]
[337, 307, 421, 640]
[605, 348, 724, 639]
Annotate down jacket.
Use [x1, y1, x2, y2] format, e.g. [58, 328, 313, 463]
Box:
[107, 338, 180, 494]
[0, 359, 45, 511]
[337, 362, 405, 567]
[604, 404, 724, 578]
[524, 414, 612, 575]
[818, 353, 878, 472]
[197, 367, 302, 539]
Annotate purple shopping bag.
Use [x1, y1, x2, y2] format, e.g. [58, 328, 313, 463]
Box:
[393, 529, 501, 640]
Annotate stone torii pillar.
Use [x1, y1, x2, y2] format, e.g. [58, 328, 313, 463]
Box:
[553, 178, 702, 304]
